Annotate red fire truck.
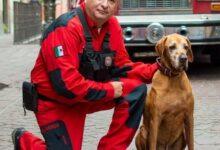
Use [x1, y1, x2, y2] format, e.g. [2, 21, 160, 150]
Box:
[116, 0, 220, 64]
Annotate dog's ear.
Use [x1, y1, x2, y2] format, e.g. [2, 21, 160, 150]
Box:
[155, 36, 167, 57]
[185, 37, 193, 63]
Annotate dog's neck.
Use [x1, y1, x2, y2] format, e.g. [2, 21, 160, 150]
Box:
[156, 57, 184, 77]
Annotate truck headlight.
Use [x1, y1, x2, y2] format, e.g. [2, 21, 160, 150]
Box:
[146, 23, 165, 44]
[177, 26, 188, 36]
[123, 27, 133, 41]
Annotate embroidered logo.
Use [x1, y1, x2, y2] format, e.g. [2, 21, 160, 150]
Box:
[54, 45, 64, 57]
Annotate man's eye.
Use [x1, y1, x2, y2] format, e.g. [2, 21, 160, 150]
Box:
[109, 0, 115, 3]
[184, 45, 189, 50]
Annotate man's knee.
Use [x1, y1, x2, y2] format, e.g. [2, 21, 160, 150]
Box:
[125, 83, 147, 104]
[125, 84, 147, 128]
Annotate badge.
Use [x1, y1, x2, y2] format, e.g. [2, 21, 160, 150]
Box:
[54, 45, 64, 57]
[105, 56, 112, 67]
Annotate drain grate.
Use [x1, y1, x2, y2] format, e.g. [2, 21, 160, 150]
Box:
[0, 83, 9, 91]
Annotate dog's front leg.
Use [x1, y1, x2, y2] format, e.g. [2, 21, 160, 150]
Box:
[184, 111, 194, 150]
[135, 125, 147, 150]
[149, 113, 159, 150]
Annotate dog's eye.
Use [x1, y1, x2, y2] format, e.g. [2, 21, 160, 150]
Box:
[169, 45, 176, 50]
[184, 45, 189, 50]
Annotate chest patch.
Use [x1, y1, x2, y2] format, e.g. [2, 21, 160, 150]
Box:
[105, 56, 113, 67]
[54, 45, 64, 57]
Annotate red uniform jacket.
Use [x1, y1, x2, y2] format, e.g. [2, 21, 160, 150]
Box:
[31, 3, 158, 104]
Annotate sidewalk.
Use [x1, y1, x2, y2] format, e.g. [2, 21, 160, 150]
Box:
[0, 34, 42, 149]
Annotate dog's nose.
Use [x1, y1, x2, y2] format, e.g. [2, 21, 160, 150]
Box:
[179, 55, 187, 63]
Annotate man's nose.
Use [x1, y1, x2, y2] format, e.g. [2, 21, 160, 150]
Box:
[101, 0, 108, 8]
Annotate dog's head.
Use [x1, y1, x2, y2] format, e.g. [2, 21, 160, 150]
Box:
[156, 33, 193, 71]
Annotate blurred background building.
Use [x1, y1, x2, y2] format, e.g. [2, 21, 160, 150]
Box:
[0, 0, 76, 43]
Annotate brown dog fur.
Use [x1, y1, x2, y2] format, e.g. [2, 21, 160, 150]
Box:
[135, 34, 194, 150]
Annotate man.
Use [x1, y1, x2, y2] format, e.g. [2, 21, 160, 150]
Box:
[12, 0, 159, 149]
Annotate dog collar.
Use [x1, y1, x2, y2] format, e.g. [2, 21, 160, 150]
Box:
[156, 58, 180, 77]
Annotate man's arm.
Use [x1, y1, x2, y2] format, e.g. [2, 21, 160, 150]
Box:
[111, 19, 159, 83]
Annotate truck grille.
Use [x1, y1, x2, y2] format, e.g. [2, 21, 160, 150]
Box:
[122, 0, 190, 9]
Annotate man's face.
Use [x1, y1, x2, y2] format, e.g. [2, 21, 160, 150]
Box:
[85, 0, 118, 24]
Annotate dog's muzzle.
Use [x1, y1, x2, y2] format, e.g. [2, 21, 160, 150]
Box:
[178, 54, 188, 70]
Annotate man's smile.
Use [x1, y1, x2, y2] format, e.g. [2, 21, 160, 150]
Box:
[97, 9, 108, 15]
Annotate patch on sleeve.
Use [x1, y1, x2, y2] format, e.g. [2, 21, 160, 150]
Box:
[54, 45, 64, 57]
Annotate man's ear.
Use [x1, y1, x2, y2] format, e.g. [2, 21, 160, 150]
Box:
[185, 37, 194, 63]
[155, 36, 167, 57]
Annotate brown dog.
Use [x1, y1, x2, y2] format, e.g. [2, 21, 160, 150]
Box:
[135, 33, 194, 150]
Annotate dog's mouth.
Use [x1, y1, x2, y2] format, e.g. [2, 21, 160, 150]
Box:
[176, 60, 188, 71]
[180, 64, 188, 71]
[166, 61, 187, 74]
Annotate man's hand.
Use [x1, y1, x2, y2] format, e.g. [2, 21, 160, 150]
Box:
[110, 81, 123, 98]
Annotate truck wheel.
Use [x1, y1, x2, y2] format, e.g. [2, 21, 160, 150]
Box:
[211, 49, 220, 66]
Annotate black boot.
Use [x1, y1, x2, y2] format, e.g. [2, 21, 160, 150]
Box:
[11, 128, 26, 150]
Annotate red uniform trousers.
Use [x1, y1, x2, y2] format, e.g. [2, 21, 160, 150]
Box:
[18, 78, 147, 150]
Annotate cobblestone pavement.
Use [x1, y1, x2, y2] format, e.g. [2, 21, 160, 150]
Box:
[0, 34, 220, 150]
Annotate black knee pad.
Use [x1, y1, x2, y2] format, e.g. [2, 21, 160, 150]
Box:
[125, 84, 147, 129]
[41, 120, 72, 150]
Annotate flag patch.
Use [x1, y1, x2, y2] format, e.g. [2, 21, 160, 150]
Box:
[54, 45, 64, 57]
